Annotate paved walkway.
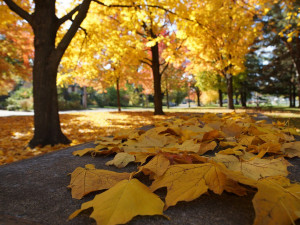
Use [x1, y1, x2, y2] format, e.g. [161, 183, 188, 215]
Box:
[0, 108, 155, 117]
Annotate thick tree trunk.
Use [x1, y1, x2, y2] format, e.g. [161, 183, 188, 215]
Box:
[226, 74, 234, 109]
[218, 89, 223, 107]
[29, 6, 70, 147]
[116, 78, 121, 112]
[27, 0, 91, 147]
[151, 42, 164, 115]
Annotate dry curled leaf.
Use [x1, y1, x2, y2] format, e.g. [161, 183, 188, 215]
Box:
[68, 164, 130, 199]
[105, 152, 135, 168]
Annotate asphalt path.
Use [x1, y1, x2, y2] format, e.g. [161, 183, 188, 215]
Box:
[0, 108, 155, 117]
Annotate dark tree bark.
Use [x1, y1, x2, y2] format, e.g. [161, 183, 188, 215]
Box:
[218, 89, 223, 107]
[235, 93, 239, 105]
[284, 38, 300, 107]
[4, 0, 92, 147]
[116, 78, 121, 112]
[226, 74, 234, 109]
[240, 90, 247, 108]
[195, 86, 201, 106]
[292, 83, 296, 107]
[151, 40, 164, 115]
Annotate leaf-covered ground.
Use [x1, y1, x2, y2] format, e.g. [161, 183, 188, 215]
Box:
[0, 111, 177, 165]
[68, 112, 300, 225]
[0, 110, 299, 166]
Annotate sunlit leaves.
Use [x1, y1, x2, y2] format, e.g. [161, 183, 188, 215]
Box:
[68, 164, 131, 199]
[69, 179, 165, 225]
[69, 112, 300, 225]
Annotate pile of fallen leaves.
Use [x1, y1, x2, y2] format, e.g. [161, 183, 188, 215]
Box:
[0, 111, 171, 165]
[68, 112, 300, 225]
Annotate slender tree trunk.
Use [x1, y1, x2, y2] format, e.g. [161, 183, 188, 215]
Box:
[165, 75, 169, 109]
[151, 42, 164, 115]
[116, 78, 121, 112]
[235, 93, 239, 105]
[289, 84, 293, 107]
[218, 89, 223, 107]
[166, 89, 169, 109]
[195, 87, 201, 106]
[82, 86, 87, 108]
[226, 74, 234, 109]
[240, 91, 247, 108]
[292, 83, 296, 107]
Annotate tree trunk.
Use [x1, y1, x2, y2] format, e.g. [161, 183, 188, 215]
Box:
[292, 83, 296, 107]
[82, 86, 87, 108]
[26, 0, 91, 147]
[29, 5, 69, 147]
[226, 74, 234, 109]
[195, 87, 201, 106]
[240, 90, 247, 108]
[235, 93, 239, 105]
[165, 74, 169, 109]
[116, 78, 121, 112]
[151, 41, 164, 115]
[218, 89, 223, 107]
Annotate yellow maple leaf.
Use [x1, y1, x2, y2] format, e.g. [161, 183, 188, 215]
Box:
[68, 164, 130, 199]
[69, 179, 165, 225]
[213, 154, 289, 180]
[253, 177, 300, 225]
[105, 153, 135, 168]
[141, 153, 170, 179]
[150, 163, 229, 209]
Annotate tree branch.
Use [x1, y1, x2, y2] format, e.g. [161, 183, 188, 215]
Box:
[3, 0, 33, 25]
[55, 0, 92, 60]
[140, 59, 152, 67]
[160, 62, 169, 76]
[92, 0, 134, 8]
[58, 4, 81, 26]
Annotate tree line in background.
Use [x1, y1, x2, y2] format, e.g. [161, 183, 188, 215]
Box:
[0, 0, 299, 147]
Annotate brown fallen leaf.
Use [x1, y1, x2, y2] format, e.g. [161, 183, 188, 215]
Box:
[281, 141, 300, 158]
[68, 164, 130, 199]
[69, 179, 165, 225]
[198, 141, 217, 155]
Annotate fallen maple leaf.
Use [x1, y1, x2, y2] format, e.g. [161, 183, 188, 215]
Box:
[213, 154, 289, 180]
[141, 153, 170, 179]
[150, 163, 248, 209]
[69, 179, 165, 225]
[253, 177, 300, 225]
[281, 141, 300, 158]
[105, 153, 135, 168]
[68, 164, 130, 199]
